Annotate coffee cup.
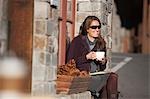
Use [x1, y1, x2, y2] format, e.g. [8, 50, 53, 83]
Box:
[96, 51, 105, 61]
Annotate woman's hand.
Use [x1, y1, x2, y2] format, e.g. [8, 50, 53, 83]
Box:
[86, 52, 107, 64]
[86, 51, 96, 60]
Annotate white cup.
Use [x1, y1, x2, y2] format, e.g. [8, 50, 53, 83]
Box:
[96, 51, 105, 61]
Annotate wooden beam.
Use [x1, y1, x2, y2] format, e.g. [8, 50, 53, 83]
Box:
[8, 0, 33, 93]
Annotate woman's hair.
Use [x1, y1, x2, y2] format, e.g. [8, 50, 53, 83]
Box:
[79, 15, 106, 50]
[79, 16, 101, 35]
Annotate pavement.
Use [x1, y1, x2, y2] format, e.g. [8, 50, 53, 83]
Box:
[111, 53, 150, 99]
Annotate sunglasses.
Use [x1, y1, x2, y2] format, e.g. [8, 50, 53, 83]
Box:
[89, 25, 101, 29]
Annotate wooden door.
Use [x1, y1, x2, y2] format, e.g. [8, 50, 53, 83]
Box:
[8, 0, 33, 93]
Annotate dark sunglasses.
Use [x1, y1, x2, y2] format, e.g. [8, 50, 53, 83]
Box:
[89, 25, 101, 29]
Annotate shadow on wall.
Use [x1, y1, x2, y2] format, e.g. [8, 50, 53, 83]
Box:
[114, 0, 143, 29]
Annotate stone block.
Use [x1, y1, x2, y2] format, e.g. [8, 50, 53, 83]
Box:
[57, 91, 91, 99]
[107, 35, 112, 49]
[106, 1, 113, 13]
[78, 2, 92, 12]
[100, 13, 108, 25]
[32, 81, 56, 95]
[59, 95, 71, 99]
[76, 12, 92, 22]
[46, 35, 58, 54]
[35, 20, 59, 35]
[39, 52, 48, 65]
[34, 1, 50, 19]
[45, 67, 57, 81]
[35, 20, 46, 34]
[78, 1, 107, 13]
[107, 13, 113, 27]
[32, 51, 57, 81]
[51, 8, 59, 20]
[33, 35, 47, 50]
[101, 25, 108, 36]
[32, 65, 46, 81]
[39, 51, 57, 67]
[46, 20, 58, 36]
[32, 51, 40, 67]
[99, 1, 107, 13]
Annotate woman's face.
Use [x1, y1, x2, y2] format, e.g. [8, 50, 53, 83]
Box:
[87, 20, 101, 38]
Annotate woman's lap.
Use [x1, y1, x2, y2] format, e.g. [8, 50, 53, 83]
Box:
[88, 73, 110, 93]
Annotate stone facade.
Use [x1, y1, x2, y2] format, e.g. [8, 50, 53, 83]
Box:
[33, 0, 114, 97]
[32, 0, 59, 95]
[76, 0, 113, 70]
[0, 0, 113, 98]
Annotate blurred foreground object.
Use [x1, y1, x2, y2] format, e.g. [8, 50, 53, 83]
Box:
[0, 56, 28, 98]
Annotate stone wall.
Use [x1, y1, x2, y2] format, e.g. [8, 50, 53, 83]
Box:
[0, 0, 8, 55]
[32, 0, 59, 95]
[0, 0, 113, 98]
[76, 0, 113, 70]
[32, 1, 92, 98]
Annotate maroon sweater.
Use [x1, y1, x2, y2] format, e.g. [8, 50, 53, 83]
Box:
[67, 35, 106, 72]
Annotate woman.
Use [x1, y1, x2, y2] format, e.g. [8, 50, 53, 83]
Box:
[67, 16, 109, 98]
